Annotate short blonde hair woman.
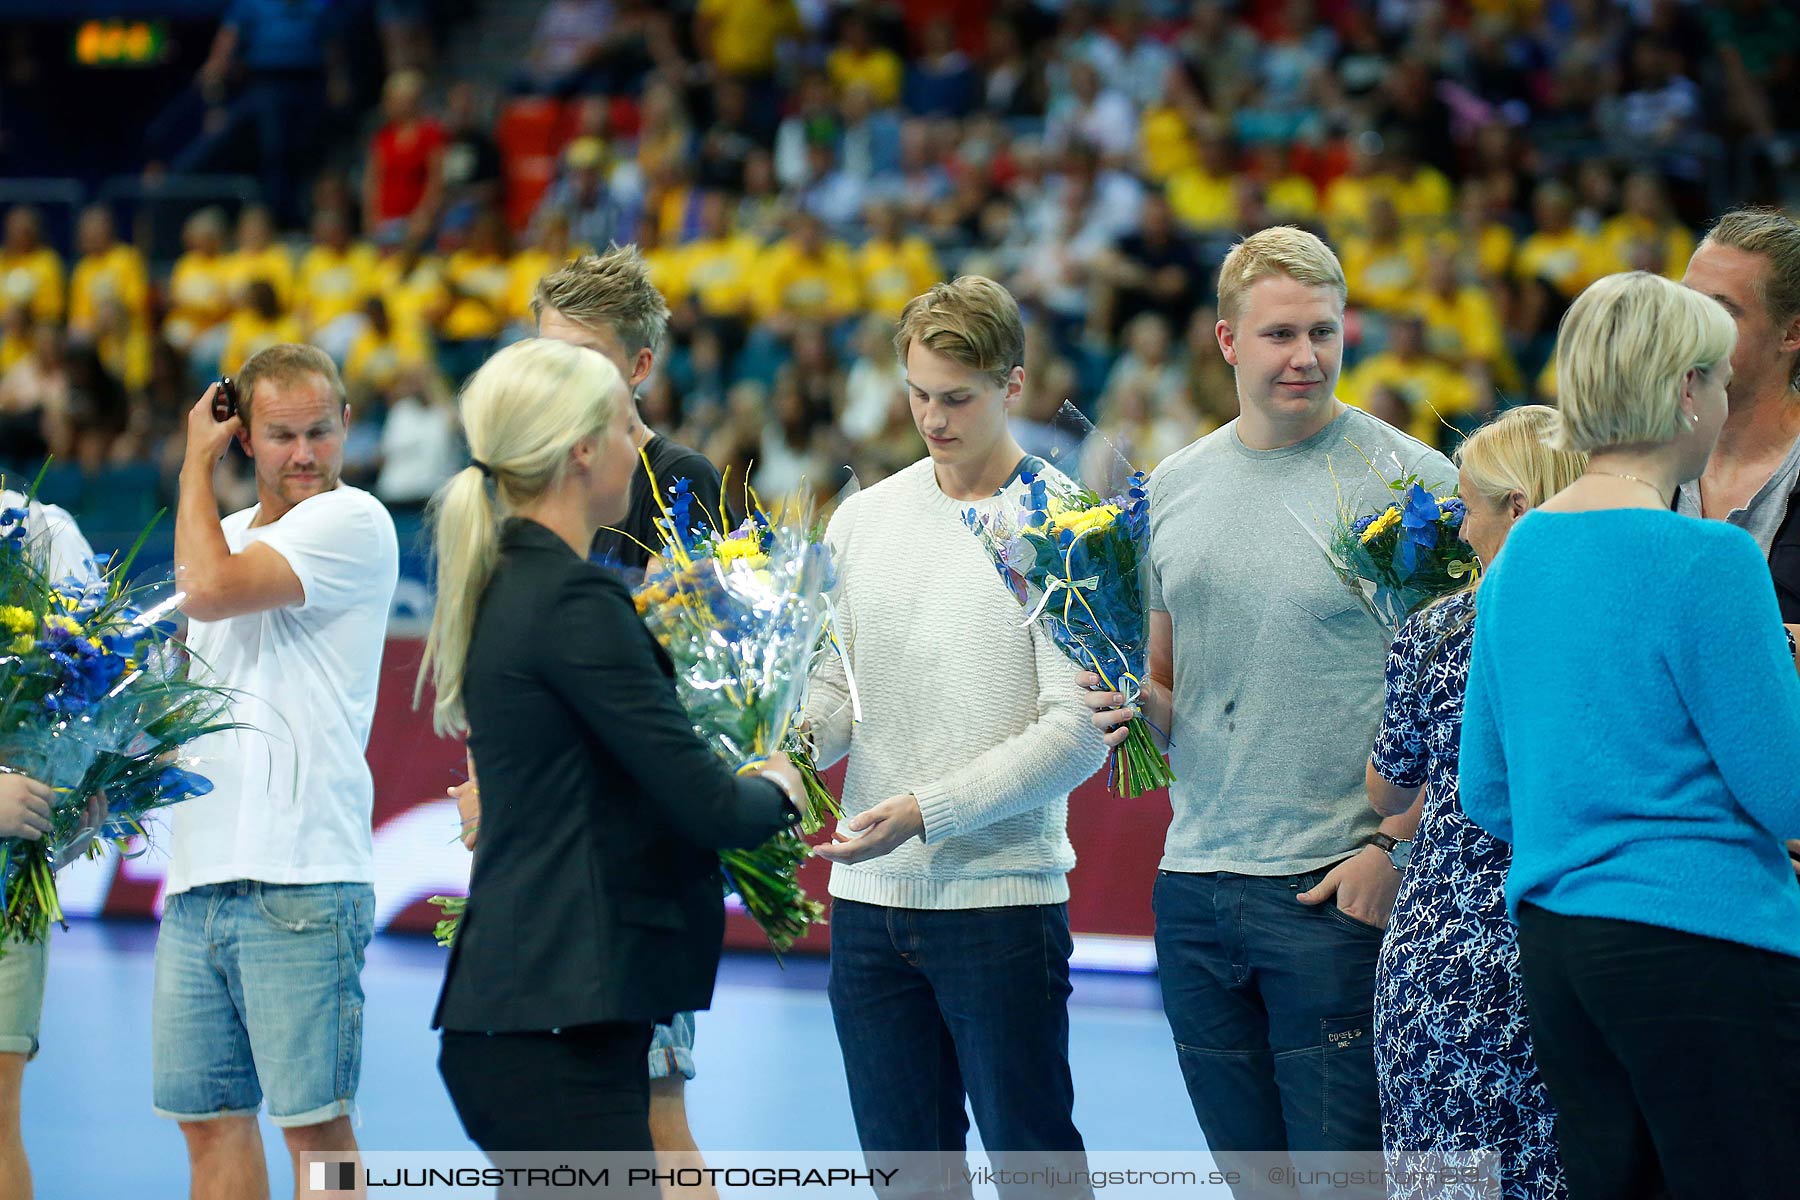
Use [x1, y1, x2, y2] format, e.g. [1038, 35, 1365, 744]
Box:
[1364, 405, 1585, 1197]
[1459, 273, 1800, 1195]
[418, 339, 802, 1157]
[1550, 269, 1737, 461]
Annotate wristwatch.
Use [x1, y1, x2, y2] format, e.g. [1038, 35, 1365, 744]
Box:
[1367, 832, 1413, 872]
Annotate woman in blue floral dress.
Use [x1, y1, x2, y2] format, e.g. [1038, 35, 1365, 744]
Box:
[1367, 407, 1585, 1200]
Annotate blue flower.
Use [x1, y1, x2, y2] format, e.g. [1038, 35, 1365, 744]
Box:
[1440, 497, 1467, 528]
[156, 765, 214, 801]
[1395, 484, 1443, 575]
[1351, 513, 1376, 537]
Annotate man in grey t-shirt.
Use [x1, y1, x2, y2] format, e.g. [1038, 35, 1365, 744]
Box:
[1084, 228, 1453, 1174]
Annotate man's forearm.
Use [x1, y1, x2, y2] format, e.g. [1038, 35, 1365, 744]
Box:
[1378, 796, 1422, 841]
[175, 463, 231, 606]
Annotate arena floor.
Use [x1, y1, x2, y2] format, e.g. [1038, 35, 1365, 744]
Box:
[25, 920, 1195, 1198]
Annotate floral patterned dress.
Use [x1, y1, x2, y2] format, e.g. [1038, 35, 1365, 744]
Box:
[1370, 592, 1567, 1200]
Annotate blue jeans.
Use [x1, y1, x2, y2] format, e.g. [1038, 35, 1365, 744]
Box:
[152, 881, 375, 1127]
[828, 899, 1090, 1199]
[1153, 869, 1382, 1191]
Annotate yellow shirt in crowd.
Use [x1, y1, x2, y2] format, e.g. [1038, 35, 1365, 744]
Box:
[1166, 167, 1235, 231]
[0, 248, 65, 324]
[222, 244, 296, 310]
[1393, 167, 1455, 224]
[856, 236, 941, 319]
[1322, 175, 1394, 236]
[69, 243, 149, 333]
[679, 234, 761, 317]
[97, 322, 153, 391]
[1341, 352, 1482, 448]
[297, 242, 378, 330]
[440, 250, 512, 341]
[1597, 214, 1694, 279]
[345, 321, 431, 393]
[1411, 285, 1520, 393]
[1266, 174, 1319, 222]
[371, 253, 450, 332]
[698, 0, 798, 76]
[1340, 234, 1428, 315]
[752, 241, 860, 322]
[163, 252, 234, 345]
[1513, 227, 1605, 299]
[1138, 108, 1195, 182]
[221, 311, 303, 375]
[827, 46, 903, 106]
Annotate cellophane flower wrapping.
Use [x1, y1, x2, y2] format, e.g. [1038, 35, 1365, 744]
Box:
[632, 478, 840, 955]
[1304, 447, 1475, 629]
[0, 497, 235, 951]
[963, 402, 1175, 798]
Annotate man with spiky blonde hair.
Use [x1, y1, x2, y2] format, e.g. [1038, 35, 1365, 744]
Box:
[1083, 227, 1452, 1175]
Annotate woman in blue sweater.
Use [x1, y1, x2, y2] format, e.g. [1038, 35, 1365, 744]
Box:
[1459, 271, 1800, 1200]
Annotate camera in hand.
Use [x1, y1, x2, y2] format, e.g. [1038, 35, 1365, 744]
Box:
[212, 376, 239, 423]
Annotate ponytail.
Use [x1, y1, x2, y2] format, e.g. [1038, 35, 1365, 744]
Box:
[414, 338, 627, 736]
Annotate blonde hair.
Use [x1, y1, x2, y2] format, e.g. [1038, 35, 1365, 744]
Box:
[415, 339, 628, 735]
[893, 275, 1024, 385]
[1216, 226, 1347, 322]
[1701, 207, 1800, 391]
[1551, 271, 1736, 453]
[531, 245, 671, 356]
[1422, 405, 1587, 655]
[236, 343, 346, 427]
[1457, 405, 1588, 509]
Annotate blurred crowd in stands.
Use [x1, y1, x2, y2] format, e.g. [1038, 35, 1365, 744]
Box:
[2, 0, 1797, 530]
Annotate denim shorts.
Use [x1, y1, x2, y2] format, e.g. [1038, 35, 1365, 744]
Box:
[0, 934, 49, 1060]
[152, 881, 375, 1127]
[649, 1011, 696, 1081]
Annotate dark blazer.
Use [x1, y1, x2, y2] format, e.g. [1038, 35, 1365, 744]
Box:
[432, 518, 797, 1034]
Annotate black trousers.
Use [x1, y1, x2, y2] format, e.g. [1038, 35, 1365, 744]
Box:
[439, 1022, 657, 1196]
[1515, 904, 1800, 1200]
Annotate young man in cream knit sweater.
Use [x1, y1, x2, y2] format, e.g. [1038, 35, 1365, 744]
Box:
[805, 276, 1107, 1194]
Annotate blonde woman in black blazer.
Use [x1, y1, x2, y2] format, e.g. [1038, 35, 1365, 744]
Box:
[417, 338, 805, 1155]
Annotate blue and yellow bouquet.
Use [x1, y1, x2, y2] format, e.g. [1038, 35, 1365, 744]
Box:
[964, 467, 1175, 798]
[1321, 468, 1474, 629]
[0, 500, 233, 950]
[632, 478, 840, 954]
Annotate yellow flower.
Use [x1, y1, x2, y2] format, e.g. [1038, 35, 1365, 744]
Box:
[0, 605, 33, 635]
[1050, 504, 1121, 538]
[7, 634, 30, 656]
[1360, 506, 1401, 544]
[43, 614, 81, 637]
[715, 535, 767, 568]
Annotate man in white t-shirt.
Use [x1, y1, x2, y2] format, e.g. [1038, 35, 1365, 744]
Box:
[0, 492, 100, 1200]
[155, 344, 397, 1200]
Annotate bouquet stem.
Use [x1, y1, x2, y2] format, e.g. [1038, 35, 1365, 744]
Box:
[788, 745, 840, 833]
[1110, 717, 1174, 799]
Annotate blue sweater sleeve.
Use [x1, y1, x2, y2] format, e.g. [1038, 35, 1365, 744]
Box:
[1457, 611, 1512, 842]
[1669, 529, 1800, 837]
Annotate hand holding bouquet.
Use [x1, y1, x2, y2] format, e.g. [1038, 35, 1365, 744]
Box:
[964, 457, 1175, 799]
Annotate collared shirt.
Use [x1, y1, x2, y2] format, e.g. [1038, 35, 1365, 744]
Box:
[1676, 428, 1800, 556]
